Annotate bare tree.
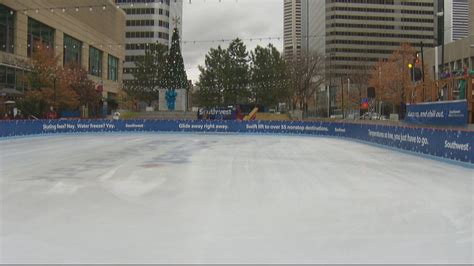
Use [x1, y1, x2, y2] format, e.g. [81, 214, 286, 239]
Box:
[286, 51, 326, 112]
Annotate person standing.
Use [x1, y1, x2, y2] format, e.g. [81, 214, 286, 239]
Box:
[46, 106, 58, 120]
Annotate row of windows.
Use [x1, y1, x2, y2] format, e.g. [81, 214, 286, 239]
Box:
[329, 6, 394, 13]
[401, 1, 433, 7]
[328, 15, 395, 21]
[0, 5, 14, 53]
[0, 65, 28, 91]
[127, 19, 154, 26]
[327, 39, 433, 48]
[401, 17, 433, 23]
[125, 19, 170, 29]
[126, 31, 154, 38]
[330, 56, 380, 62]
[328, 48, 394, 55]
[332, 64, 374, 70]
[328, 0, 395, 4]
[401, 26, 434, 31]
[400, 9, 433, 15]
[123, 8, 169, 16]
[116, 0, 170, 5]
[328, 23, 394, 30]
[125, 43, 168, 50]
[328, 31, 433, 40]
[125, 31, 169, 39]
[329, 0, 432, 6]
[123, 8, 155, 14]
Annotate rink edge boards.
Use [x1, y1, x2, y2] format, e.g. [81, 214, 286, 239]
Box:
[0, 119, 473, 167]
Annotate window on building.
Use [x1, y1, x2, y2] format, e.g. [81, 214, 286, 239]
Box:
[27, 18, 55, 57]
[63, 34, 82, 66]
[0, 5, 15, 53]
[89, 46, 103, 77]
[0, 65, 28, 91]
[108, 55, 118, 81]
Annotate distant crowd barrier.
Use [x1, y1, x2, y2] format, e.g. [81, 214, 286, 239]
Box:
[1, 119, 473, 165]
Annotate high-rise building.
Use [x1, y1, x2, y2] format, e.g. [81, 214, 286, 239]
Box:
[283, 0, 302, 58]
[440, 0, 469, 44]
[0, 0, 125, 102]
[424, 0, 474, 80]
[470, 0, 474, 36]
[116, 0, 183, 83]
[311, 0, 436, 79]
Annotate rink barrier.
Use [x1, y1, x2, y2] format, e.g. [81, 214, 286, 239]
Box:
[0, 119, 473, 165]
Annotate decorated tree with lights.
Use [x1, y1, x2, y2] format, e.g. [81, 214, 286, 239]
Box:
[163, 22, 189, 111]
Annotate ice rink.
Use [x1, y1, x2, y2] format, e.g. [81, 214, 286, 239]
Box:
[1, 134, 473, 263]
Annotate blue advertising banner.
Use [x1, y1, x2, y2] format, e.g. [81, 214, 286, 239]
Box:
[197, 107, 237, 120]
[0, 119, 473, 165]
[406, 100, 468, 126]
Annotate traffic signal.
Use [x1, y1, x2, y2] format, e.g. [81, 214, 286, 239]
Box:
[361, 98, 369, 109]
[410, 52, 423, 82]
[415, 53, 421, 66]
[414, 68, 422, 82]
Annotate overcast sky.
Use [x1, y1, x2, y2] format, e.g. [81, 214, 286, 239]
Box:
[182, 0, 283, 83]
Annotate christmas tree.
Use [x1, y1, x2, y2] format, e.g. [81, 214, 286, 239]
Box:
[164, 22, 189, 110]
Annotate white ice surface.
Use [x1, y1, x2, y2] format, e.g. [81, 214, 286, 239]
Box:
[0, 134, 472, 263]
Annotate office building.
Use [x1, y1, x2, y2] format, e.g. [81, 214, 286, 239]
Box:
[0, 0, 126, 100]
[308, 0, 436, 79]
[283, 0, 302, 58]
[115, 0, 183, 83]
[439, 0, 469, 45]
[425, 0, 474, 79]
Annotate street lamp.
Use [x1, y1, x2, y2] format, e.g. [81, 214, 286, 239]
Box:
[436, 10, 445, 77]
[347, 78, 350, 119]
[48, 71, 58, 111]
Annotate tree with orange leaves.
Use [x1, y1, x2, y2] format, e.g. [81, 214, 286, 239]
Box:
[18, 44, 106, 118]
[63, 63, 102, 117]
[368, 43, 416, 113]
[18, 45, 80, 118]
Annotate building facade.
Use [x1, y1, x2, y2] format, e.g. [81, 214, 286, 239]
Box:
[287, 0, 436, 115]
[321, 0, 436, 79]
[283, 0, 302, 59]
[441, 0, 469, 44]
[424, 0, 474, 80]
[0, 0, 126, 102]
[116, 0, 183, 83]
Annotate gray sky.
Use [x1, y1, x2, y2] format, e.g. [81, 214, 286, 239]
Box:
[182, 0, 283, 83]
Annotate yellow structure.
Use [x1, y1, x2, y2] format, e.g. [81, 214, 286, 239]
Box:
[243, 107, 259, 121]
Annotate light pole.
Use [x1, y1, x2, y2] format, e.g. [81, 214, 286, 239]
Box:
[48, 70, 58, 112]
[53, 76, 57, 109]
[347, 78, 350, 118]
[327, 53, 335, 118]
[436, 9, 445, 78]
